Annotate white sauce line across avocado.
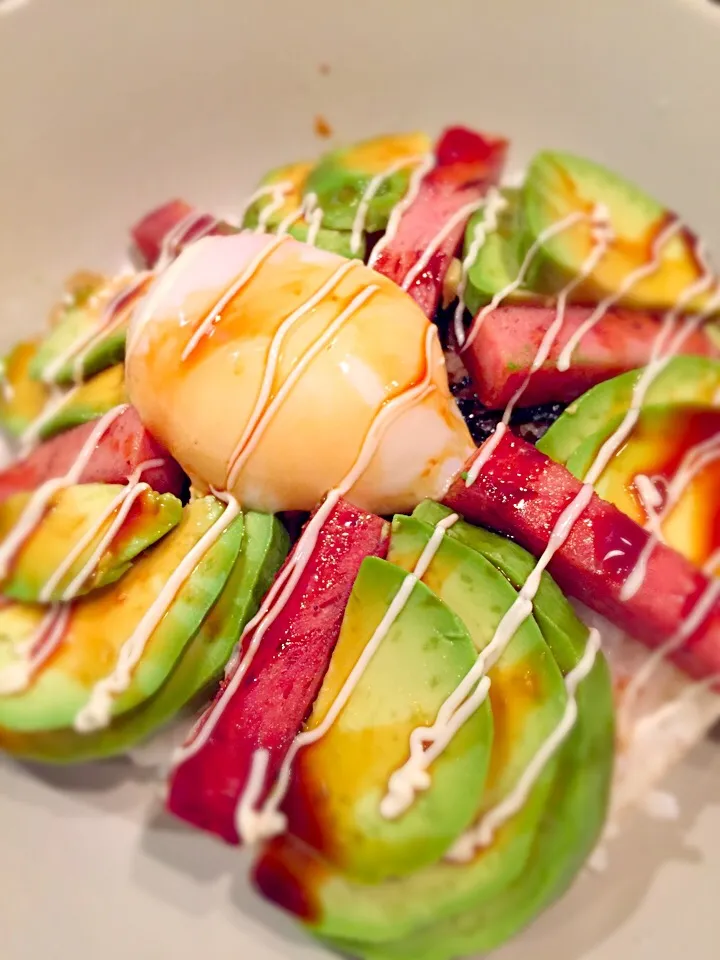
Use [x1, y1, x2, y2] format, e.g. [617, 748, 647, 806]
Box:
[380, 482, 596, 820]
[224, 258, 361, 489]
[302, 193, 325, 248]
[623, 433, 720, 601]
[350, 155, 430, 256]
[447, 627, 602, 860]
[430, 276, 719, 858]
[73, 490, 242, 734]
[461, 210, 589, 351]
[254, 182, 294, 235]
[37, 458, 165, 603]
[556, 217, 685, 371]
[0, 405, 129, 581]
[172, 325, 441, 773]
[42, 274, 150, 386]
[237, 511, 462, 843]
[19, 384, 80, 454]
[453, 187, 509, 347]
[0, 604, 71, 695]
[463, 206, 613, 488]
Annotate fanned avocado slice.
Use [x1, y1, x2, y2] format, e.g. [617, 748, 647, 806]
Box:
[462, 189, 536, 315]
[242, 161, 314, 231]
[521, 151, 714, 310]
[332, 641, 613, 960]
[283, 556, 491, 884]
[413, 501, 586, 653]
[0, 483, 182, 603]
[254, 516, 614, 957]
[537, 355, 720, 466]
[0, 342, 49, 438]
[30, 275, 146, 385]
[0, 510, 289, 763]
[33, 364, 128, 443]
[564, 404, 720, 572]
[242, 161, 365, 260]
[304, 133, 431, 233]
[0, 496, 242, 733]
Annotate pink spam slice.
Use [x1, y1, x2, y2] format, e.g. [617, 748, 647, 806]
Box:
[443, 429, 720, 682]
[0, 406, 185, 501]
[166, 497, 388, 845]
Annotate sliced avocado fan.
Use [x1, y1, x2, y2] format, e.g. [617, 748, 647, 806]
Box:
[0, 508, 289, 763]
[253, 504, 614, 960]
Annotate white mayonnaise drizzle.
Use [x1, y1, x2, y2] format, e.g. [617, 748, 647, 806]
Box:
[171, 325, 440, 774]
[453, 187, 509, 347]
[239, 511, 461, 843]
[433, 266, 719, 857]
[180, 236, 287, 361]
[622, 433, 720, 600]
[155, 211, 220, 270]
[254, 182, 294, 235]
[38, 458, 165, 603]
[446, 627, 602, 860]
[556, 217, 684, 371]
[224, 259, 360, 489]
[349, 156, 429, 256]
[401, 199, 487, 294]
[461, 210, 589, 352]
[227, 284, 378, 488]
[0, 604, 71, 695]
[73, 491, 241, 733]
[40, 274, 150, 386]
[379, 482, 595, 820]
[236, 184, 290, 230]
[275, 206, 306, 238]
[19, 384, 77, 454]
[367, 154, 435, 269]
[0, 405, 128, 580]
[462, 207, 613, 487]
[302, 193, 324, 248]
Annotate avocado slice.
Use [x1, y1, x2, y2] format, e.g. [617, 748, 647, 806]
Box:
[0, 341, 49, 438]
[563, 405, 720, 572]
[33, 364, 128, 443]
[0, 483, 182, 603]
[0, 496, 243, 733]
[283, 556, 491, 884]
[242, 161, 314, 231]
[242, 161, 365, 260]
[537, 355, 720, 467]
[0, 510, 289, 763]
[254, 518, 604, 948]
[412, 501, 587, 654]
[29, 274, 148, 386]
[521, 151, 712, 310]
[463, 189, 536, 316]
[332, 640, 613, 960]
[304, 133, 431, 233]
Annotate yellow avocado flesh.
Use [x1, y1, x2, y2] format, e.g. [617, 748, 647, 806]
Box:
[285, 556, 491, 884]
[567, 405, 720, 572]
[0, 483, 182, 603]
[523, 152, 715, 311]
[0, 341, 49, 436]
[0, 496, 242, 732]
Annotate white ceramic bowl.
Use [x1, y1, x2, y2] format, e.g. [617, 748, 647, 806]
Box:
[1, 1, 719, 958]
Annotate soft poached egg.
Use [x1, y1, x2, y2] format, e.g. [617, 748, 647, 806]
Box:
[126, 232, 473, 514]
